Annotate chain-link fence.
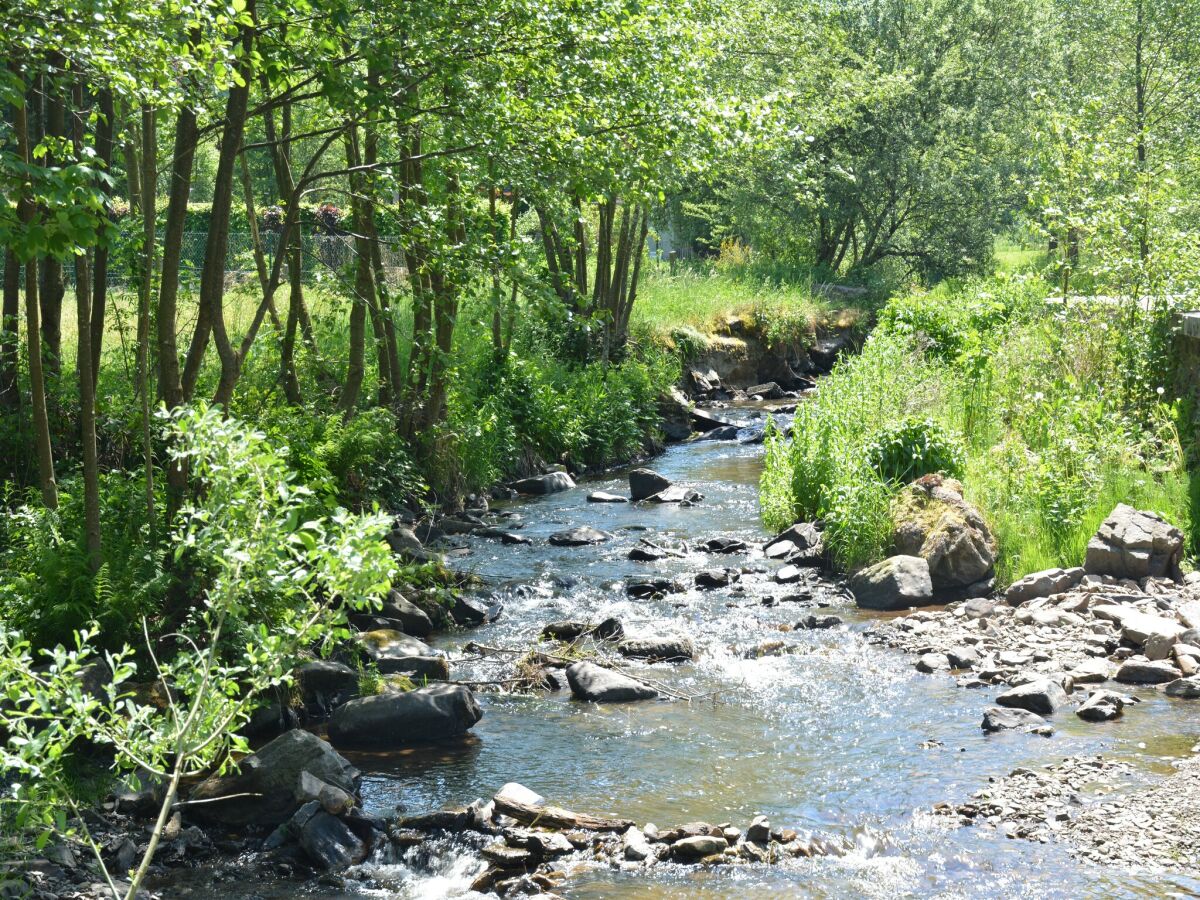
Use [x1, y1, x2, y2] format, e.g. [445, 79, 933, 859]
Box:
[7, 232, 408, 292]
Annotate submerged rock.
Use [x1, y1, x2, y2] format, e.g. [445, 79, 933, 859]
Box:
[565, 662, 658, 702]
[645, 485, 704, 504]
[617, 637, 695, 663]
[549, 526, 611, 547]
[328, 684, 483, 749]
[981, 706, 1048, 733]
[627, 578, 684, 599]
[587, 491, 628, 503]
[849, 555, 934, 611]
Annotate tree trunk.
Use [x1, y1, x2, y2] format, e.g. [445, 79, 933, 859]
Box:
[14, 84, 58, 508]
[239, 149, 280, 329]
[90, 89, 115, 389]
[73, 81, 102, 569]
[158, 102, 198, 411]
[40, 63, 66, 379]
[337, 128, 374, 416]
[121, 102, 142, 215]
[137, 103, 157, 530]
[0, 250, 18, 413]
[189, 4, 254, 407]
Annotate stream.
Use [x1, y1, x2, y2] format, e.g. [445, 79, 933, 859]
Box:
[184, 405, 1200, 899]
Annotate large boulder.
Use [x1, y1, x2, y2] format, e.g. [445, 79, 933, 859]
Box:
[378, 590, 434, 638]
[565, 662, 658, 702]
[328, 684, 482, 750]
[291, 802, 367, 869]
[629, 469, 672, 502]
[512, 472, 576, 495]
[658, 388, 694, 442]
[1115, 659, 1180, 685]
[357, 630, 449, 680]
[296, 660, 359, 712]
[1084, 504, 1184, 581]
[891, 476, 996, 597]
[849, 555, 934, 611]
[188, 730, 360, 827]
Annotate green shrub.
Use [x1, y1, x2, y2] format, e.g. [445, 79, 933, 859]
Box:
[865, 418, 965, 485]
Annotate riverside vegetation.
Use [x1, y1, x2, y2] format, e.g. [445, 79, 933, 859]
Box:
[3, 0, 1200, 897]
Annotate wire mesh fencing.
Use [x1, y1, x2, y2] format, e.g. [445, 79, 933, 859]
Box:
[5, 232, 408, 292]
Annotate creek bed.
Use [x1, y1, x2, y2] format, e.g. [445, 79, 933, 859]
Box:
[195, 408, 1200, 898]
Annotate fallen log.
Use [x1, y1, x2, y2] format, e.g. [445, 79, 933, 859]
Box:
[492, 796, 635, 833]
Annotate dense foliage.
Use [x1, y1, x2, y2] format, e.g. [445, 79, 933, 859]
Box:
[761, 277, 1190, 579]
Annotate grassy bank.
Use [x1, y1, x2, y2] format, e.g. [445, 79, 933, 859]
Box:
[761, 275, 1192, 584]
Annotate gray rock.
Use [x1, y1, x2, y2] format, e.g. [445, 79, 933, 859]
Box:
[672, 835, 727, 858]
[623, 826, 651, 861]
[746, 815, 771, 844]
[746, 382, 784, 399]
[695, 568, 738, 589]
[1004, 567, 1085, 606]
[697, 425, 740, 441]
[587, 491, 628, 503]
[1068, 658, 1113, 684]
[980, 706, 1048, 732]
[916, 653, 950, 673]
[189, 730, 359, 827]
[617, 638, 695, 663]
[658, 387, 695, 442]
[702, 537, 748, 554]
[892, 478, 996, 594]
[1115, 659, 1180, 684]
[379, 590, 434, 637]
[296, 660, 359, 709]
[627, 578, 684, 599]
[549, 526, 611, 547]
[849, 555, 934, 611]
[386, 526, 424, 555]
[1092, 605, 1185, 648]
[1076, 689, 1135, 722]
[1084, 504, 1184, 581]
[629, 469, 672, 502]
[512, 472, 576, 495]
[947, 646, 980, 669]
[646, 485, 704, 504]
[962, 597, 998, 619]
[1164, 677, 1200, 699]
[764, 523, 823, 564]
[357, 630, 449, 679]
[629, 546, 667, 562]
[328, 684, 482, 749]
[565, 662, 658, 702]
[292, 803, 368, 870]
[450, 594, 502, 626]
[995, 679, 1068, 715]
[797, 614, 843, 629]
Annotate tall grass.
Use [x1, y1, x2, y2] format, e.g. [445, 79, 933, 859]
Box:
[761, 275, 1192, 582]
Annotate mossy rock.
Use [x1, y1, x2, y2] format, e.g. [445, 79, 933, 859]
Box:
[891, 474, 996, 595]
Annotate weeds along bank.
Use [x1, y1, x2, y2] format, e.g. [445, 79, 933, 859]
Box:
[761, 275, 1193, 585]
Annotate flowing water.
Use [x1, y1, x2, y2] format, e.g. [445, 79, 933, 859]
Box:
[197, 407, 1200, 899]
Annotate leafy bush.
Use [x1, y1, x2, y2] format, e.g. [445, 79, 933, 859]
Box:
[762, 275, 1191, 582]
[865, 418, 965, 484]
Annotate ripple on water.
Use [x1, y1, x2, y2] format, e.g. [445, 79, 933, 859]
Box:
[326, 434, 1200, 899]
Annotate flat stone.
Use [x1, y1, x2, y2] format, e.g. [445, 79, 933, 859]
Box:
[587, 491, 628, 503]
[1164, 677, 1200, 699]
[645, 485, 703, 504]
[916, 653, 950, 673]
[357, 630, 449, 679]
[1115, 659, 1180, 685]
[328, 684, 483, 749]
[1068, 658, 1113, 684]
[1004, 567, 1083, 606]
[981, 706, 1048, 733]
[617, 638, 695, 663]
[549, 527, 611, 547]
[565, 662, 657, 702]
